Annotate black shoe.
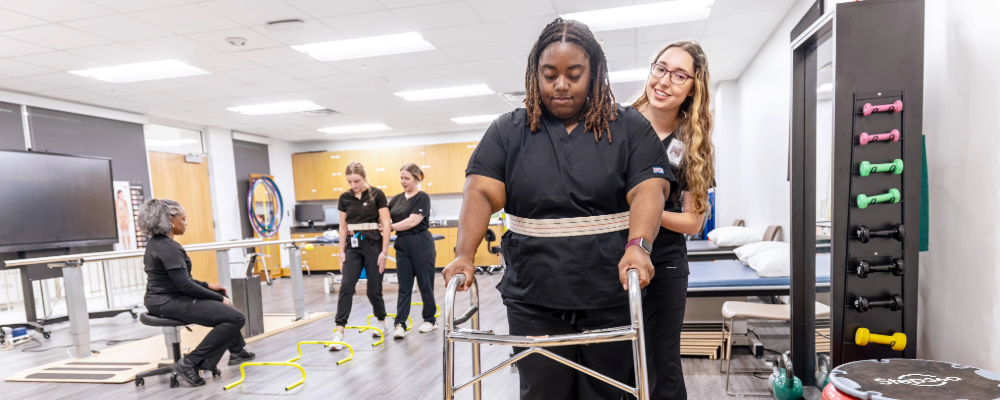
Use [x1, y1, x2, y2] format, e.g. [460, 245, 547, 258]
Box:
[228, 349, 256, 365]
[171, 358, 206, 387]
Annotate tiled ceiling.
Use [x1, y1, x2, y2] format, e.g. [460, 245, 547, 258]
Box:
[0, 0, 796, 141]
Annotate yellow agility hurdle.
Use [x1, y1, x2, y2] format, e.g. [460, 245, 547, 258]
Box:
[223, 362, 306, 391]
[411, 302, 442, 318]
[364, 303, 441, 331]
[343, 325, 384, 347]
[288, 341, 354, 365]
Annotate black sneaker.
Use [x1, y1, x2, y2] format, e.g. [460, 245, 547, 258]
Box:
[228, 349, 256, 365]
[171, 357, 206, 387]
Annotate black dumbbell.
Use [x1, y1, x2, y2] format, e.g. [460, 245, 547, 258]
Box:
[856, 258, 905, 278]
[855, 224, 905, 243]
[854, 294, 904, 313]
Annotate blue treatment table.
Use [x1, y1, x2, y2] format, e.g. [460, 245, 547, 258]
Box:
[686, 253, 831, 297]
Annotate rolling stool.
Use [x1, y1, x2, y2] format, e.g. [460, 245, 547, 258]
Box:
[134, 313, 220, 388]
[483, 229, 504, 275]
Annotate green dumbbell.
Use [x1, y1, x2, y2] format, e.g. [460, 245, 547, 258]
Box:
[859, 159, 904, 177]
[857, 188, 900, 209]
[773, 352, 803, 400]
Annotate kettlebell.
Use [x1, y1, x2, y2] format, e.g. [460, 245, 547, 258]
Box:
[767, 357, 780, 392]
[773, 352, 803, 400]
[816, 354, 831, 389]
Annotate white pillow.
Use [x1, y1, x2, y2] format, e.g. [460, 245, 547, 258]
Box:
[734, 241, 788, 264]
[747, 247, 791, 278]
[707, 226, 763, 247]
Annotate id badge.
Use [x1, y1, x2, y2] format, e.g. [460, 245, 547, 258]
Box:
[666, 138, 685, 167]
[350, 236, 359, 248]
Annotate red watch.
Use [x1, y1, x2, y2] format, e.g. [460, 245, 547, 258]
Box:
[626, 238, 652, 255]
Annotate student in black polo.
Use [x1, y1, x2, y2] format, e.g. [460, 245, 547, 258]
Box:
[330, 161, 391, 350]
[442, 18, 673, 400]
[628, 40, 717, 400]
[388, 163, 438, 339]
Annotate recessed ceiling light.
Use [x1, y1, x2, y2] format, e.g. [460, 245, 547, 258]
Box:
[227, 101, 325, 116]
[292, 32, 436, 62]
[451, 114, 501, 125]
[562, 0, 712, 32]
[609, 69, 649, 83]
[318, 124, 392, 134]
[395, 84, 494, 102]
[68, 60, 210, 83]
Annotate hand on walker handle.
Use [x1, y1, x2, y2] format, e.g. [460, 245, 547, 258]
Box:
[443, 257, 475, 292]
[619, 245, 654, 290]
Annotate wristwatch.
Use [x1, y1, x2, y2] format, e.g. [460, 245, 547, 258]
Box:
[626, 238, 653, 255]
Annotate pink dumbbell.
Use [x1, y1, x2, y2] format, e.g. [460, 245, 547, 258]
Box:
[862, 100, 903, 116]
[859, 129, 900, 145]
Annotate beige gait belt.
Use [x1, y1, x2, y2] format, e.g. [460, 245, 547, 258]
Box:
[506, 212, 630, 237]
[347, 223, 380, 231]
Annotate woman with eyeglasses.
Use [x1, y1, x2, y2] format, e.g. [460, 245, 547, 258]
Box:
[628, 40, 716, 400]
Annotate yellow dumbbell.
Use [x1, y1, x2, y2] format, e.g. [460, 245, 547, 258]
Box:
[855, 327, 906, 351]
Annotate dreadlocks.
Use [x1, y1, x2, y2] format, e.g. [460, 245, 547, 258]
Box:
[524, 18, 617, 143]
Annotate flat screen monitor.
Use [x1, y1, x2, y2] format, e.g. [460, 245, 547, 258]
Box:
[295, 204, 325, 223]
[0, 150, 118, 253]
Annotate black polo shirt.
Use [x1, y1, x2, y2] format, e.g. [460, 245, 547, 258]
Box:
[388, 191, 431, 235]
[338, 187, 388, 241]
[144, 234, 223, 306]
[466, 105, 673, 310]
[650, 134, 690, 277]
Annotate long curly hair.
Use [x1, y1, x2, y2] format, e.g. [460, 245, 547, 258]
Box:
[524, 17, 617, 143]
[630, 40, 715, 215]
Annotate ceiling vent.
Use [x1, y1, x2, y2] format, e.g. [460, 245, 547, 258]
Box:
[499, 91, 525, 102]
[299, 108, 341, 116]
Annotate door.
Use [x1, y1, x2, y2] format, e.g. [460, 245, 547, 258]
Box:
[148, 151, 217, 282]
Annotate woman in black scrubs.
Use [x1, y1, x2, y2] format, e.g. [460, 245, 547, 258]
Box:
[388, 163, 437, 339]
[331, 162, 392, 349]
[629, 40, 716, 400]
[138, 199, 254, 387]
[442, 18, 673, 400]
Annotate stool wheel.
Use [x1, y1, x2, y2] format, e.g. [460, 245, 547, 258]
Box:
[169, 375, 179, 388]
[135, 377, 145, 387]
[211, 368, 221, 378]
[42, 332, 51, 339]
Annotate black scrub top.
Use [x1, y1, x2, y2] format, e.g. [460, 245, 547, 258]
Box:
[650, 134, 691, 278]
[466, 105, 673, 310]
[144, 234, 223, 305]
[388, 191, 431, 235]
[338, 187, 388, 241]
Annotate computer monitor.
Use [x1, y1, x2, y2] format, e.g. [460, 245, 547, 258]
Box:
[294, 204, 325, 228]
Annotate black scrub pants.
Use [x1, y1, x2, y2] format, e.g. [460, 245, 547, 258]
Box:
[639, 273, 688, 400]
[147, 296, 246, 370]
[505, 298, 634, 400]
[335, 236, 386, 326]
[393, 231, 437, 329]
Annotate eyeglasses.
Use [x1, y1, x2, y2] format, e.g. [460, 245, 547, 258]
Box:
[649, 63, 692, 86]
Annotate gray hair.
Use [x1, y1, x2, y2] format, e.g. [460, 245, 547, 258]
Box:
[137, 199, 185, 236]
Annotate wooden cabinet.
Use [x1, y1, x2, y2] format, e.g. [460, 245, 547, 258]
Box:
[327, 150, 354, 199]
[423, 144, 453, 194]
[430, 227, 455, 267]
[293, 232, 340, 271]
[448, 142, 477, 193]
[292, 152, 320, 201]
[379, 147, 402, 197]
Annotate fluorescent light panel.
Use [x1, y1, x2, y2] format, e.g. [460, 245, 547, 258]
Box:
[292, 32, 436, 62]
[561, 0, 712, 32]
[227, 101, 325, 116]
[609, 69, 649, 83]
[395, 84, 494, 102]
[319, 124, 392, 134]
[451, 114, 500, 125]
[69, 60, 209, 83]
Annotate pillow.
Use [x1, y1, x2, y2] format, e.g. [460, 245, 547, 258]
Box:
[747, 247, 791, 278]
[734, 241, 788, 264]
[707, 226, 764, 247]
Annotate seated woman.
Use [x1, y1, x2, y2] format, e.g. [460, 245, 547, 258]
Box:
[138, 199, 255, 387]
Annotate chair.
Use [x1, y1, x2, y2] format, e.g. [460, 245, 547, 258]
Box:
[718, 301, 830, 397]
[134, 313, 219, 388]
[483, 229, 505, 275]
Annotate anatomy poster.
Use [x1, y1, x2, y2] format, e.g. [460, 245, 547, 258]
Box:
[113, 181, 137, 251]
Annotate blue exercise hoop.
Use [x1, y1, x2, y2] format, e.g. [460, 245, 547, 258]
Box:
[248, 176, 283, 238]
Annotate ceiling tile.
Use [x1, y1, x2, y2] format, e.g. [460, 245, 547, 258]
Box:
[223, 68, 294, 83]
[441, 42, 511, 63]
[124, 79, 197, 93]
[280, 88, 343, 101]
[0, 0, 115, 22]
[251, 22, 346, 46]
[405, 63, 469, 79]
[319, 10, 412, 38]
[324, 56, 400, 73]
[0, 36, 51, 58]
[14, 52, 107, 71]
[3, 25, 111, 50]
[233, 47, 316, 67]
[270, 62, 345, 79]
[484, 16, 554, 41]
[635, 20, 707, 43]
[176, 53, 261, 72]
[0, 8, 47, 31]
[214, 84, 275, 97]
[254, 79, 322, 93]
[710, 0, 798, 18]
[199, 0, 311, 26]
[391, 2, 482, 31]
[23, 72, 106, 88]
[595, 29, 637, 48]
[236, 92, 297, 104]
[130, 4, 241, 35]
[64, 15, 174, 42]
[603, 44, 637, 62]
[549, 0, 632, 14]
[126, 36, 222, 58]
[697, 30, 771, 51]
[78, 83, 151, 97]
[82, 97, 145, 111]
[0, 59, 58, 77]
[67, 44, 161, 64]
[384, 49, 454, 68]
[702, 10, 785, 36]
[304, 74, 383, 89]
[371, 0, 451, 8]
[188, 28, 284, 52]
[120, 92, 176, 104]
[85, 0, 189, 13]
[422, 24, 496, 48]
[499, 38, 535, 60]
[37, 87, 107, 101]
[0, 78, 58, 92]
[171, 74, 246, 88]
[285, 0, 383, 18]
[465, 0, 555, 23]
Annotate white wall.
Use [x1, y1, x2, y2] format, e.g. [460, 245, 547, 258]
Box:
[712, 80, 742, 228]
[917, 0, 1000, 371]
[268, 138, 297, 268]
[204, 126, 244, 263]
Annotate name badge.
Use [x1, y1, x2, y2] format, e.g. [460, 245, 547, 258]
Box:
[350, 236, 359, 248]
[666, 138, 685, 167]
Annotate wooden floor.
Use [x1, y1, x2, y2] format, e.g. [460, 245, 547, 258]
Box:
[1, 273, 821, 399]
